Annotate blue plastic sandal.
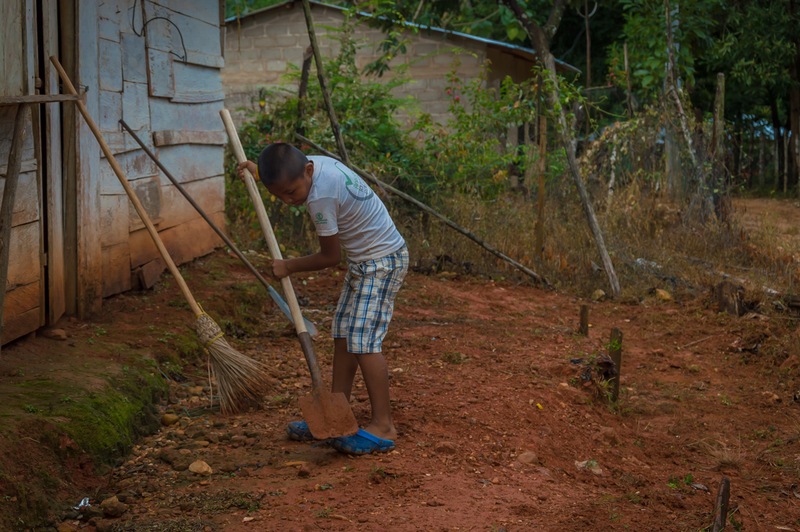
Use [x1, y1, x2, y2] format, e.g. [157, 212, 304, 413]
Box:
[286, 421, 315, 442]
[330, 429, 395, 455]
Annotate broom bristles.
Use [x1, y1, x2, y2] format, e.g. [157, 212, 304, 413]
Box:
[195, 314, 268, 414]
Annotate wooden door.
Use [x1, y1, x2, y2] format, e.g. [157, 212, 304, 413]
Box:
[0, 0, 47, 344]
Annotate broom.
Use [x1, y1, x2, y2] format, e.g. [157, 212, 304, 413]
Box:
[50, 56, 268, 414]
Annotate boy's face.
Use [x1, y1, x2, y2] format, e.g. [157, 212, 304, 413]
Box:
[265, 161, 314, 206]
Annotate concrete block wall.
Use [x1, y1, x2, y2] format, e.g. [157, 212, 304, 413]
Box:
[222, 3, 492, 128]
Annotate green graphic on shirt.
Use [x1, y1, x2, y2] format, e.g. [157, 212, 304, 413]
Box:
[315, 212, 328, 225]
[336, 162, 374, 201]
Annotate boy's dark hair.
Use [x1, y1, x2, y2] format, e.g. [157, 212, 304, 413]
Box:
[257, 143, 309, 185]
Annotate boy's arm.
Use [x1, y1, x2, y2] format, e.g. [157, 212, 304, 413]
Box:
[273, 234, 340, 278]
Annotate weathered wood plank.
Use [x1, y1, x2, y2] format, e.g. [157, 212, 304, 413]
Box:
[154, 144, 224, 184]
[1, 307, 39, 345]
[121, 32, 147, 83]
[171, 91, 226, 104]
[158, 175, 224, 231]
[99, 149, 159, 195]
[143, 0, 221, 59]
[100, 126, 154, 157]
[152, 129, 226, 147]
[23, 0, 35, 95]
[0, 0, 25, 96]
[99, 89, 122, 131]
[148, 0, 220, 27]
[99, 194, 130, 247]
[102, 242, 131, 298]
[128, 176, 163, 232]
[43, 0, 65, 325]
[148, 99, 224, 133]
[4, 281, 39, 317]
[129, 211, 224, 268]
[0, 94, 80, 105]
[0, 170, 40, 227]
[6, 222, 40, 289]
[121, 81, 150, 130]
[0, 159, 36, 177]
[99, 39, 123, 92]
[146, 49, 174, 98]
[0, 106, 35, 167]
[172, 62, 222, 93]
[99, 17, 120, 43]
[132, 258, 166, 290]
[75, 0, 103, 317]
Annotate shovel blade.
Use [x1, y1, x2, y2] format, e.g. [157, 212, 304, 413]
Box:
[299, 391, 359, 440]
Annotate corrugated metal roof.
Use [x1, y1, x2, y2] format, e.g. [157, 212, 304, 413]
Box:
[224, 0, 581, 74]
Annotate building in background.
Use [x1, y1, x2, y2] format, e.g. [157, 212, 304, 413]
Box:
[221, 0, 579, 126]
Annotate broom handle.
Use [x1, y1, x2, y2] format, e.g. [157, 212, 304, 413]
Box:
[219, 110, 308, 334]
[50, 56, 202, 316]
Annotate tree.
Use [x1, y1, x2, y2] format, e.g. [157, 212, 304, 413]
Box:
[498, 0, 622, 296]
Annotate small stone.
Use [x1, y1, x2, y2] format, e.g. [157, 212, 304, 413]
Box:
[490, 477, 500, 484]
[219, 462, 236, 473]
[57, 524, 77, 532]
[180, 503, 194, 512]
[434, 442, 457, 455]
[591, 289, 606, 302]
[83, 506, 104, 520]
[655, 289, 673, 302]
[161, 414, 179, 426]
[171, 459, 190, 472]
[780, 356, 799, 371]
[8, 369, 18, 377]
[100, 496, 127, 517]
[42, 329, 67, 341]
[297, 464, 311, 478]
[518, 452, 538, 465]
[188, 460, 212, 476]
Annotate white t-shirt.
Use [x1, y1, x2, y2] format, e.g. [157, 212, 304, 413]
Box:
[305, 156, 405, 263]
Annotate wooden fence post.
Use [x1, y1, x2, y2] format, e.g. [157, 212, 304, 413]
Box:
[608, 327, 623, 401]
[579, 304, 589, 336]
[711, 477, 731, 532]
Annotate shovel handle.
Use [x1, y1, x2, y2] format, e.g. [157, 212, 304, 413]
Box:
[220, 109, 325, 392]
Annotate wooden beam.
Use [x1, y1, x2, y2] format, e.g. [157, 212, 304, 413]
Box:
[579, 304, 589, 336]
[0, 104, 29, 351]
[711, 477, 731, 532]
[0, 94, 80, 105]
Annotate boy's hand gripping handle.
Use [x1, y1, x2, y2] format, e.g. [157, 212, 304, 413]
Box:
[220, 110, 324, 390]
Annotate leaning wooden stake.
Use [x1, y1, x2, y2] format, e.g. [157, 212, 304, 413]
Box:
[711, 477, 731, 532]
[300, 0, 348, 166]
[295, 133, 546, 285]
[608, 327, 623, 401]
[51, 57, 267, 413]
[0, 104, 29, 352]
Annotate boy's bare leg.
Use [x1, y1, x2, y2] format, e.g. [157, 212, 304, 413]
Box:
[354, 352, 397, 441]
[331, 337, 358, 400]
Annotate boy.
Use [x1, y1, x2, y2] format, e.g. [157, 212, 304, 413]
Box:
[237, 143, 408, 455]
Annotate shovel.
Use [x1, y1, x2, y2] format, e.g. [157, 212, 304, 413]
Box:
[221, 109, 358, 439]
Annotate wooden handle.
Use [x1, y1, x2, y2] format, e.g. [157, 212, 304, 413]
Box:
[220, 109, 308, 334]
[50, 56, 201, 316]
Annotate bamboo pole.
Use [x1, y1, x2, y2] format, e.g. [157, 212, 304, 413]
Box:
[295, 133, 546, 285]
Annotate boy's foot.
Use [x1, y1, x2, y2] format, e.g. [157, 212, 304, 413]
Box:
[286, 421, 316, 442]
[330, 428, 395, 455]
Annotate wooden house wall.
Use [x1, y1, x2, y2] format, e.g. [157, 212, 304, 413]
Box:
[0, 0, 46, 344]
[90, 0, 226, 301]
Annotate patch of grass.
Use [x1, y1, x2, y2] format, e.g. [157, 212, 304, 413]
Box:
[707, 443, 744, 470]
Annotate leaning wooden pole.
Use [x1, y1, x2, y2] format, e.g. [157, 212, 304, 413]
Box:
[0, 104, 29, 352]
[295, 133, 546, 285]
[300, 0, 349, 166]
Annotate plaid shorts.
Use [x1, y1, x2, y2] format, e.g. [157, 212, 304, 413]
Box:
[332, 245, 409, 354]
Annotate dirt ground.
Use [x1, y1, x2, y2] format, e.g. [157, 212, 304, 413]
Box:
[0, 242, 792, 532]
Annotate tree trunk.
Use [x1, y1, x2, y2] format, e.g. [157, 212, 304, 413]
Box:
[296, 46, 314, 138]
[501, 0, 621, 297]
[771, 97, 783, 186]
[790, 0, 799, 195]
[583, 0, 591, 146]
[758, 130, 765, 189]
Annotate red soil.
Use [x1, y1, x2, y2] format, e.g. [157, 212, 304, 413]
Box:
[5, 249, 800, 531]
